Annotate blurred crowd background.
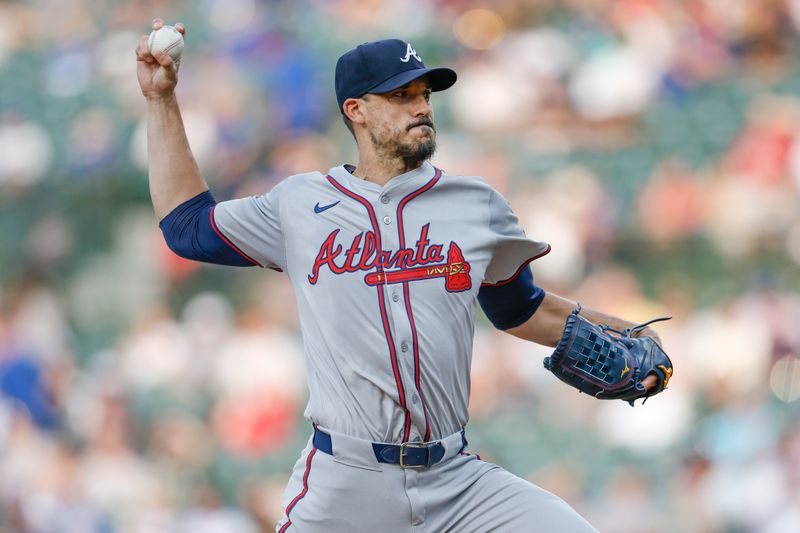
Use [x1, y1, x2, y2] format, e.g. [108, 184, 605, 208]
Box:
[2, 0, 800, 531]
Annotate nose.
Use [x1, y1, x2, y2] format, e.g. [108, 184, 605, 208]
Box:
[412, 94, 432, 117]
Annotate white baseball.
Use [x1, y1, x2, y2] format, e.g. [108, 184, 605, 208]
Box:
[148, 25, 184, 68]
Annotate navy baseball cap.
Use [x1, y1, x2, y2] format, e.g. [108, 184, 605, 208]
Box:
[335, 39, 457, 113]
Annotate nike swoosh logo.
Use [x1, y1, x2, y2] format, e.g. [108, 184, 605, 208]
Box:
[314, 201, 340, 214]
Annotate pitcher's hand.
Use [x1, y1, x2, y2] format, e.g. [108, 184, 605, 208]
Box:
[633, 326, 663, 391]
[136, 18, 185, 99]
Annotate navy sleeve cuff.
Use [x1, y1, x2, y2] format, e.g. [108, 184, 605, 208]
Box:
[159, 191, 259, 267]
[477, 266, 545, 330]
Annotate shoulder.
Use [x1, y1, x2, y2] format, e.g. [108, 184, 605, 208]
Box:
[435, 169, 492, 189]
[433, 169, 497, 200]
[219, 171, 326, 215]
[275, 170, 327, 191]
[260, 171, 328, 200]
[435, 170, 521, 228]
[434, 170, 511, 218]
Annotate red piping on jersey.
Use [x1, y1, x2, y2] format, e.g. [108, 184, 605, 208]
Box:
[326, 175, 413, 441]
[209, 206, 262, 267]
[396, 167, 442, 442]
[279, 446, 317, 532]
[479, 244, 552, 287]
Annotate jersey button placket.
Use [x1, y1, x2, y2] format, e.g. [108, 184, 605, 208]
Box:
[376, 193, 418, 436]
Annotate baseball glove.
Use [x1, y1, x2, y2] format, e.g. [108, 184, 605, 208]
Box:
[543, 305, 673, 406]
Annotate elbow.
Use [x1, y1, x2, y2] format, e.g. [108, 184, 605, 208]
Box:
[158, 190, 217, 260]
[157, 191, 260, 267]
[161, 229, 191, 259]
[478, 268, 545, 331]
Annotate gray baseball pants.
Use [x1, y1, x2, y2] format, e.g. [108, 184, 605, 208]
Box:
[275, 427, 598, 533]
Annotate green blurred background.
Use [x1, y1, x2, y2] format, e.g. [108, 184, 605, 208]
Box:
[2, 0, 800, 531]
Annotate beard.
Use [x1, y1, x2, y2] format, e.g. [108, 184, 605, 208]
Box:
[369, 119, 437, 165]
[395, 135, 436, 163]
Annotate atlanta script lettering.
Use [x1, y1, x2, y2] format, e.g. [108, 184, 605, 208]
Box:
[308, 224, 444, 284]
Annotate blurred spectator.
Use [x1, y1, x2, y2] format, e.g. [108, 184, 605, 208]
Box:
[3, 1, 800, 531]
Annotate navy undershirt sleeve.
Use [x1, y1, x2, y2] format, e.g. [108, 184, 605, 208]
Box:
[159, 190, 258, 267]
[478, 266, 545, 330]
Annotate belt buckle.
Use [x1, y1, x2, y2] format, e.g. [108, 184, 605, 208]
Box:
[399, 441, 428, 469]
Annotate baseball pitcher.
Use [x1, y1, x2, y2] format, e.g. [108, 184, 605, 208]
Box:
[136, 18, 673, 533]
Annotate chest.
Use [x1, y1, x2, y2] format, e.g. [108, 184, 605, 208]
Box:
[284, 182, 494, 298]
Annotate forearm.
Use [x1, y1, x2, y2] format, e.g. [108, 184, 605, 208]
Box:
[506, 292, 659, 347]
[147, 94, 209, 220]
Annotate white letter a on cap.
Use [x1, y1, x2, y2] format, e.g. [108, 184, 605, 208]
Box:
[400, 43, 422, 63]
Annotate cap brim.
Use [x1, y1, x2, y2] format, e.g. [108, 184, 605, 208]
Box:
[367, 67, 457, 95]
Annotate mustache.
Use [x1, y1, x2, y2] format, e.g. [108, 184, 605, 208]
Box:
[407, 118, 435, 131]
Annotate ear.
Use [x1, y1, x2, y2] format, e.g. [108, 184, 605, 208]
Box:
[342, 97, 366, 125]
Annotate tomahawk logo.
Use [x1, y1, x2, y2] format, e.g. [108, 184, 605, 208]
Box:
[365, 242, 471, 292]
[400, 43, 422, 63]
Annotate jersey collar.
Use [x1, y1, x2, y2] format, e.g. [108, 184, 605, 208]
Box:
[328, 161, 437, 194]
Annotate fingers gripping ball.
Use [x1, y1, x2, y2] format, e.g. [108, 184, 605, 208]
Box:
[148, 25, 184, 69]
[543, 306, 673, 406]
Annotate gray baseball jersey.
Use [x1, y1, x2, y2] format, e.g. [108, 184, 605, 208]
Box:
[213, 161, 549, 444]
[213, 161, 599, 532]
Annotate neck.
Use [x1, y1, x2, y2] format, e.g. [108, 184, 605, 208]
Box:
[352, 153, 425, 186]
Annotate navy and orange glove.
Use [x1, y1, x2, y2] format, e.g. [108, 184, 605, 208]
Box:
[543, 306, 673, 406]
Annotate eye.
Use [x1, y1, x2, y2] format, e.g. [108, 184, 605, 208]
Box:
[423, 90, 432, 102]
[394, 90, 408, 98]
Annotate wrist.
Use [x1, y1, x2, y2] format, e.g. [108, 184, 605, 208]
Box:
[144, 92, 177, 105]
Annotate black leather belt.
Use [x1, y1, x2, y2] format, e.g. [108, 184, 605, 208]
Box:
[313, 426, 464, 468]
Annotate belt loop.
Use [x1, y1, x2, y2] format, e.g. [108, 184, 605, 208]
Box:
[313, 425, 333, 455]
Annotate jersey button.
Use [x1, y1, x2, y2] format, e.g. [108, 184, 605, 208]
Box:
[411, 394, 419, 404]
[392, 293, 400, 302]
[380, 195, 390, 204]
[383, 215, 392, 225]
[401, 342, 409, 352]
